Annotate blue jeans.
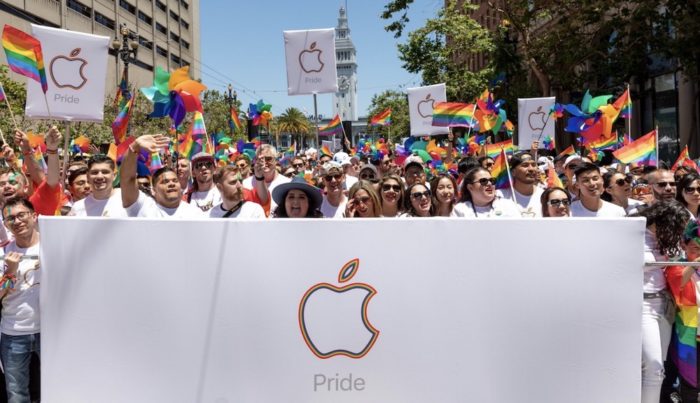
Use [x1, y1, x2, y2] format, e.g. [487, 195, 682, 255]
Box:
[0, 333, 40, 403]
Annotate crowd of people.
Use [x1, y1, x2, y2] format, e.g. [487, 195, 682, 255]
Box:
[0, 125, 697, 401]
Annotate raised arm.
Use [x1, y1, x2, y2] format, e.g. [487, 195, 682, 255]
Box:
[44, 126, 62, 188]
[121, 135, 169, 208]
[15, 130, 46, 185]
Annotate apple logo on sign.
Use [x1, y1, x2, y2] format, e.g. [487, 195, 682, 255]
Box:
[49, 48, 88, 90]
[528, 106, 547, 133]
[299, 41, 325, 73]
[417, 93, 435, 118]
[299, 258, 379, 359]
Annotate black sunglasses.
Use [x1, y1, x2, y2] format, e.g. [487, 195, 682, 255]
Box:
[411, 190, 431, 199]
[472, 178, 497, 186]
[614, 176, 633, 186]
[194, 161, 214, 169]
[654, 181, 676, 188]
[547, 199, 571, 207]
[382, 184, 402, 192]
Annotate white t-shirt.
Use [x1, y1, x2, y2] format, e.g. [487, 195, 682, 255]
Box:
[643, 229, 666, 293]
[500, 186, 544, 217]
[451, 197, 521, 218]
[626, 198, 645, 214]
[208, 202, 265, 219]
[189, 186, 222, 212]
[126, 191, 204, 218]
[68, 189, 129, 217]
[570, 200, 626, 217]
[243, 173, 290, 212]
[345, 175, 359, 191]
[321, 195, 347, 219]
[1, 241, 40, 335]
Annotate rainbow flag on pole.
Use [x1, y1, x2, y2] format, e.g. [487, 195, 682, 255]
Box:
[370, 108, 391, 126]
[484, 139, 514, 158]
[491, 148, 510, 190]
[2, 25, 48, 93]
[612, 129, 656, 165]
[613, 88, 632, 119]
[672, 145, 699, 173]
[319, 115, 343, 136]
[112, 95, 135, 145]
[0, 82, 6, 102]
[666, 264, 699, 387]
[587, 132, 618, 150]
[229, 106, 242, 132]
[431, 102, 476, 127]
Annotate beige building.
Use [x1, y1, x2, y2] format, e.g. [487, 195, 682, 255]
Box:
[0, 0, 200, 93]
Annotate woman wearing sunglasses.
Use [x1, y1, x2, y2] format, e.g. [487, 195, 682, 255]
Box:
[378, 174, 404, 217]
[344, 180, 382, 218]
[602, 171, 644, 214]
[540, 187, 571, 217]
[676, 172, 700, 220]
[400, 183, 434, 217]
[430, 173, 458, 217]
[452, 167, 520, 218]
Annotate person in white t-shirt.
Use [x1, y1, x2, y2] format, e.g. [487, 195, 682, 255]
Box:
[569, 162, 626, 217]
[121, 134, 203, 218]
[176, 157, 192, 195]
[499, 152, 544, 217]
[242, 144, 287, 212]
[452, 167, 521, 218]
[0, 198, 42, 402]
[602, 170, 644, 214]
[185, 152, 221, 212]
[208, 165, 265, 219]
[320, 161, 347, 218]
[69, 154, 129, 217]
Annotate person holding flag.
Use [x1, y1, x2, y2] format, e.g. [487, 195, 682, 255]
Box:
[500, 152, 544, 217]
[569, 163, 626, 217]
[452, 165, 519, 218]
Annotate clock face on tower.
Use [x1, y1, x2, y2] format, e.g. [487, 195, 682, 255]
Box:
[338, 76, 350, 92]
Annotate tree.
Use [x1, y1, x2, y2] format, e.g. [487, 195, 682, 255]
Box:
[366, 90, 409, 143]
[275, 107, 312, 147]
[393, 0, 496, 102]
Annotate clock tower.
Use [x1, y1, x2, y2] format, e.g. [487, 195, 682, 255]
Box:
[333, 6, 357, 121]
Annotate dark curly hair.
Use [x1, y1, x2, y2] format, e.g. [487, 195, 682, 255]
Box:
[631, 199, 691, 258]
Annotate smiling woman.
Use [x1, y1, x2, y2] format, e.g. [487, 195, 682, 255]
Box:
[271, 177, 323, 218]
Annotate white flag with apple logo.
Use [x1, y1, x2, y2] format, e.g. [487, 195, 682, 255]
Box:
[407, 83, 448, 136]
[25, 24, 109, 122]
[283, 28, 338, 95]
[517, 97, 556, 149]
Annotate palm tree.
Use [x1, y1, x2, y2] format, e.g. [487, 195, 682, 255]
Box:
[276, 107, 312, 149]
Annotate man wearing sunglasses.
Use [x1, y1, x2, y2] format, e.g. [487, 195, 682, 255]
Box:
[243, 145, 288, 212]
[404, 157, 427, 187]
[185, 152, 221, 212]
[648, 169, 677, 203]
[320, 162, 347, 218]
[570, 163, 626, 217]
[500, 152, 544, 217]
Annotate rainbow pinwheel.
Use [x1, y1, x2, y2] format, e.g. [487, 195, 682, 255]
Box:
[248, 100, 273, 126]
[140, 66, 207, 128]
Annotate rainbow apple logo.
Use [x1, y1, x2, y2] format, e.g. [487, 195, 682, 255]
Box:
[299, 258, 379, 359]
[298, 41, 324, 73]
[417, 93, 436, 118]
[49, 48, 88, 90]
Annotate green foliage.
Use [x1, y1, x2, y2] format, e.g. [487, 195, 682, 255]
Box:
[381, 0, 416, 38]
[366, 90, 408, 142]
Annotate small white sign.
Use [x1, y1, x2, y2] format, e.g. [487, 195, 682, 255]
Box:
[517, 97, 556, 149]
[284, 29, 338, 95]
[407, 83, 449, 136]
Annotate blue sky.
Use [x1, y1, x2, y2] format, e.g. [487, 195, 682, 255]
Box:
[199, 0, 441, 120]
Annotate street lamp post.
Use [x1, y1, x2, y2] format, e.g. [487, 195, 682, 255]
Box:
[224, 84, 238, 135]
[111, 24, 139, 94]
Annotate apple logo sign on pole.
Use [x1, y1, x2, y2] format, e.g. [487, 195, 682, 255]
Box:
[26, 25, 109, 122]
[517, 97, 556, 149]
[284, 29, 338, 96]
[408, 83, 448, 136]
[298, 258, 379, 359]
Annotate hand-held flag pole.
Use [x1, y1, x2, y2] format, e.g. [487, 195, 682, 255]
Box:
[502, 148, 517, 206]
[0, 82, 20, 136]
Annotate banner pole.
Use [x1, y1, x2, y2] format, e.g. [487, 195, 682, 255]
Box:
[626, 83, 632, 143]
[502, 148, 517, 205]
[466, 103, 478, 138]
[62, 121, 71, 183]
[0, 83, 20, 132]
[655, 125, 659, 165]
[313, 93, 319, 148]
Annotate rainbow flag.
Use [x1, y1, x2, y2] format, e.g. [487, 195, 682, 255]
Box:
[31, 148, 47, 173]
[2, 25, 48, 93]
[557, 145, 576, 158]
[672, 145, 700, 173]
[112, 95, 135, 145]
[491, 148, 510, 190]
[107, 143, 117, 162]
[287, 142, 296, 156]
[149, 152, 164, 173]
[546, 166, 564, 188]
[230, 107, 242, 132]
[543, 135, 555, 151]
[319, 115, 343, 136]
[666, 264, 699, 387]
[587, 132, 618, 150]
[113, 70, 129, 109]
[0, 82, 5, 102]
[431, 102, 475, 127]
[484, 139, 514, 158]
[320, 145, 332, 158]
[178, 131, 194, 159]
[72, 135, 90, 153]
[613, 129, 656, 165]
[370, 108, 392, 126]
[613, 89, 632, 119]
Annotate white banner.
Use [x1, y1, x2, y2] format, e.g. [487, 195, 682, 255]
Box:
[25, 25, 109, 122]
[407, 83, 448, 136]
[517, 97, 556, 150]
[40, 218, 644, 403]
[284, 29, 337, 95]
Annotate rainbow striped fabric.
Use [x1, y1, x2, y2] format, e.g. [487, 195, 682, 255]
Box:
[484, 139, 514, 158]
[370, 108, 391, 126]
[2, 25, 47, 93]
[672, 145, 699, 173]
[666, 264, 698, 387]
[0, 82, 5, 102]
[491, 149, 510, 190]
[320, 145, 332, 158]
[612, 129, 656, 165]
[230, 107, 242, 132]
[587, 132, 618, 150]
[613, 89, 632, 119]
[431, 102, 475, 127]
[112, 95, 135, 145]
[319, 115, 343, 137]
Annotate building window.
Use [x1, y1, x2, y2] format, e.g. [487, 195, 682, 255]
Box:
[94, 12, 115, 30]
[156, 46, 168, 58]
[181, 39, 189, 49]
[181, 59, 189, 67]
[180, 19, 189, 30]
[169, 32, 180, 43]
[155, 0, 166, 12]
[180, 0, 189, 9]
[132, 59, 153, 71]
[67, 0, 92, 18]
[169, 10, 180, 22]
[170, 53, 181, 65]
[119, 0, 135, 14]
[138, 36, 153, 49]
[156, 22, 167, 35]
[137, 10, 152, 25]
